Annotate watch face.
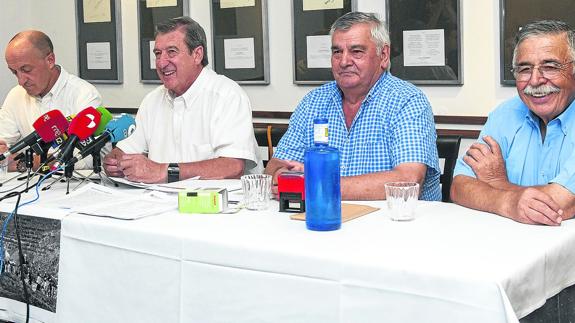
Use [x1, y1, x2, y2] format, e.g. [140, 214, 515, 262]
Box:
[167, 164, 180, 183]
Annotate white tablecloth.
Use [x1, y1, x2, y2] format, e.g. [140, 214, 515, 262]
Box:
[53, 198, 575, 323]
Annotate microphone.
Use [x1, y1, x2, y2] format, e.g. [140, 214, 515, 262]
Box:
[76, 107, 113, 149]
[67, 114, 136, 165]
[0, 110, 68, 161]
[54, 107, 101, 167]
[95, 107, 113, 135]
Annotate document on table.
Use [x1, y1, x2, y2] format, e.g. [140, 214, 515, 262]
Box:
[108, 176, 210, 192]
[44, 183, 176, 220]
[105, 177, 243, 203]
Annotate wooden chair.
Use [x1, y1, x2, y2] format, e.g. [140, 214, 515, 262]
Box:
[253, 124, 288, 167]
[436, 135, 461, 202]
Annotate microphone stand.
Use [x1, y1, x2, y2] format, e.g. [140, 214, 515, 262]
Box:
[64, 163, 74, 195]
[92, 151, 102, 175]
[73, 151, 101, 190]
[38, 151, 50, 175]
[23, 149, 34, 192]
[0, 150, 35, 189]
[59, 147, 75, 195]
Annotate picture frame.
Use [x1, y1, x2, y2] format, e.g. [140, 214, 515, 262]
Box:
[210, 0, 270, 85]
[75, 0, 123, 84]
[292, 0, 356, 85]
[138, 0, 189, 83]
[386, 0, 463, 85]
[499, 0, 575, 85]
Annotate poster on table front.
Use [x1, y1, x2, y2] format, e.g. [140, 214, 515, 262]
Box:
[0, 213, 61, 323]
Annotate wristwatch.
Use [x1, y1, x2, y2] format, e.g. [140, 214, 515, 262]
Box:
[167, 163, 180, 183]
[16, 159, 27, 173]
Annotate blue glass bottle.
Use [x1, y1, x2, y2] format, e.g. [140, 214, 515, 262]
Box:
[304, 118, 341, 231]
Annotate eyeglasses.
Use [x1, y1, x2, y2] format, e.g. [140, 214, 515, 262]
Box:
[511, 61, 574, 81]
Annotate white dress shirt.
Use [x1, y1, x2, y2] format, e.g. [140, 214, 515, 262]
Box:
[117, 67, 261, 173]
[0, 66, 102, 144]
[0, 66, 102, 168]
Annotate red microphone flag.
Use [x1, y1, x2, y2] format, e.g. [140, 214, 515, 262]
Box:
[67, 106, 101, 140]
[32, 109, 69, 142]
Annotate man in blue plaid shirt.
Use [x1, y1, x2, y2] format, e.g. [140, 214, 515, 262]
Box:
[265, 12, 441, 201]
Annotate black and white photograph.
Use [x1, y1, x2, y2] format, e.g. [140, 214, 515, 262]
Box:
[0, 213, 61, 313]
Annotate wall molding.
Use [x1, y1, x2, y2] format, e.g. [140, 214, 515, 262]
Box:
[252, 112, 483, 138]
[110, 108, 483, 138]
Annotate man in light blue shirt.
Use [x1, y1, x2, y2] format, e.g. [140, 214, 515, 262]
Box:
[452, 20, 575, 225]
[265, 12, 440, 201]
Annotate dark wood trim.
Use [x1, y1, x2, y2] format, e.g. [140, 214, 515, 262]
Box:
[253, 111, 487, 126]
[434, 115, 487, 125]
[108, 107, 138, 114]
[255, 123, 478, 138]
[252, 111, 292, 119]
[437, 129, 479, 139]
[108, 108, 485, 130]
[253, 122, 289, 129]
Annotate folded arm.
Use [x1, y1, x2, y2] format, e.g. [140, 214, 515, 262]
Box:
[454, 136, 574, 225]
[265, 158, 427, 200]
[451, 175, 566, 225]
[341, 163, 427, 200]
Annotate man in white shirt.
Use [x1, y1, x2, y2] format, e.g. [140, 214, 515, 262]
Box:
[0, 30, 102, 169]
[103, 17, 260, 183]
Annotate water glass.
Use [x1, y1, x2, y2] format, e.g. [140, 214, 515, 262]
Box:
[0, 159, 8, 180]
[384, 182, 419, 221]
[241, 174, 272, 210]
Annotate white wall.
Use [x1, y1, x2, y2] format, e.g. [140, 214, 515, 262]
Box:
[0, 0, 517, 116]
[0, 1, 32, 100]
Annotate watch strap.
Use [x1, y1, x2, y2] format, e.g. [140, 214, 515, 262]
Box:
[167, 163, 180, 183]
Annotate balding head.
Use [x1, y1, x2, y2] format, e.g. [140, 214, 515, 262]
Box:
[7, 30, 54, 58]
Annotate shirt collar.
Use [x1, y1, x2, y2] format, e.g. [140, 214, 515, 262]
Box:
[524, 98, 575, 135]
[331, 71, 389, 104]
[364, 71, 389, 102]
[34, 65, 66, 100]
[555, 99, 575, 135]
[165, 67, 208, 107]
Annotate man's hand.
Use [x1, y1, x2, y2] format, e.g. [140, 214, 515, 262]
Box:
[117, 154, 168, 183]
[0, 139, 8, 154]
[103, 148, 126, 178]
[464, 136, 508, 185]
[269, 160, 304, 197]
[504, 187, 563, 225]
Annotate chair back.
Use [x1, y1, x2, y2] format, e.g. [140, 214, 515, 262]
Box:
[436, 135, 461, 202]
[254, 124, 288, 167]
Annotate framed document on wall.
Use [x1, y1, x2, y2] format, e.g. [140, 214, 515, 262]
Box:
[387, 0, 462, 85]
[500, 0, 575, 85]
[75, 0, 123, 83]
[211, 0, 269, 85]
[292, 0, 356, 85]
[138, 0, 189, 83]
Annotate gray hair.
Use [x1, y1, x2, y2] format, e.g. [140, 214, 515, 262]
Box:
[512, 20, 575, 71]
[330, 12, 390, 56]
[155, 16, 208, 67]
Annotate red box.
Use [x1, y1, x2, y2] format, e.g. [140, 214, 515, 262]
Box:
[277, 171, 305, 212]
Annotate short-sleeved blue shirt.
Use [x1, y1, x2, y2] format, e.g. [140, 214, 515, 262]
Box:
[454, 96, 575, 194]
[273, 72, 441, 201]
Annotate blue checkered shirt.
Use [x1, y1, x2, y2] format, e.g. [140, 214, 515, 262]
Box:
[274, 72, 441, 201]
